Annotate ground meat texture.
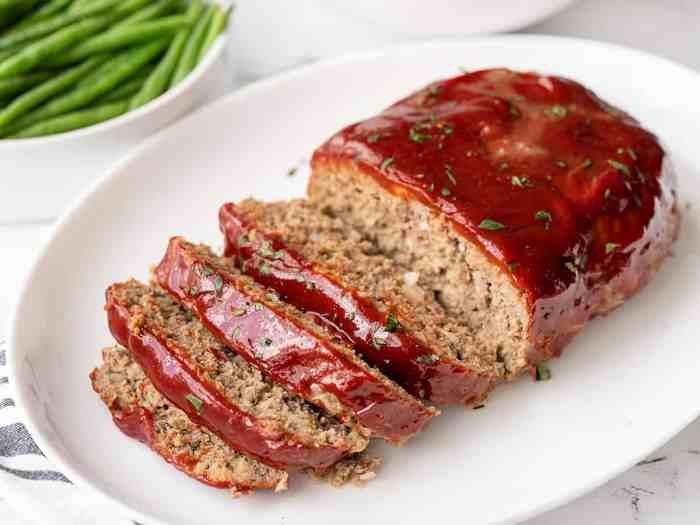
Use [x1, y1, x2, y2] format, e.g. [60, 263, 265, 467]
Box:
[91, 346, 289, 497]
[154, 237, 438, 444]
[106, 280, 366, 470]
[308, 68, 679, 377]
[220, 200, 498, 405]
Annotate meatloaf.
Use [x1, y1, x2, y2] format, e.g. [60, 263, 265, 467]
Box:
[106, 279, 366, 470]
[220, 200, 496, 405]
[154, 236, 438, 444]
[308, 68, 679, 377]
[91, 345, 289, 497]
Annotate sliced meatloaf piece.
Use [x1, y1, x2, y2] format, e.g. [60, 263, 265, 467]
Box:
[220, 200, 497, 405]
[154, 237, 438, 444]
[91, 345, 288, 496]
[106, 279, 366, 470]
[308, 68, 679, 378]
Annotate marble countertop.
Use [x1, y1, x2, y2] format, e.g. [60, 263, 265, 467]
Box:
[2, 0, 699, 523]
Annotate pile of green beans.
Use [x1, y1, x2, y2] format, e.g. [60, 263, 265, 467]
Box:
[0, 0, 231, 139]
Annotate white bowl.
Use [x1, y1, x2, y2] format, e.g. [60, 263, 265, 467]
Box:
[0, 36, 228, 224]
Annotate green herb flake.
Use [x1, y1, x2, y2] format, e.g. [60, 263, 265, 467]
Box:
[373, 336, 387, 348]
[545, 105, 568, 118]
[231, 326, 241, 338]
[237, 235, 249, 247]
[416, 354, 439, 365]
[535, 210, 553, 224]
[535, 363, 552, 382]
[367, 133, 381, 143]
[511, 176, 533, 188]
[581, 159, 593, 170]
[380, 157, 394, 171]
[260, 337, 273, 347]
[508, 261, 520, 273]
[287, 167, 298, 177]
[260, 263, 271, 275]
[385, 313, 400, 333]
[252, 303, 264, 311]
[199, 265, 214, 277]
[445, 164, 456, 184]
[410, 127, 431, 143]
[606, 242, 621, 254]
[189, 440, 201, 452]
[479, 218, 506, 231]
[441, 187, 452, 197]
[345, 311, 355, 321]
[427, 183, 435, 192]
[607, 159, 631, 177]
[185, 394, 203, 414]
[232, 307, 247, 317]
[213, 275, 223, 296]
[429, 85, 441, 97]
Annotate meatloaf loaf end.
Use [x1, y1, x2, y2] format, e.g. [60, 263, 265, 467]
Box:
[91, 345, 288, 496]
[309, 68, 679, 377]
[106, 279, 366, 470]
[154, 237, 438, 444]
[220, 199, 497, 405]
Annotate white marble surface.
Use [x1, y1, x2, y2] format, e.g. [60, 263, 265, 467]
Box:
[2, 0, 700, 523]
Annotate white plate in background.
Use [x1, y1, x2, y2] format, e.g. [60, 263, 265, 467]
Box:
[8, 36, 700, 525]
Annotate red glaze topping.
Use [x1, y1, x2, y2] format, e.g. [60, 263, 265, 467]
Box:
[90, 370, 246, 491]
[106, 284, 347, 470]
[154, 237, 436, 443]
[312, 68, 678, 360]
[220, 202, 495, 405]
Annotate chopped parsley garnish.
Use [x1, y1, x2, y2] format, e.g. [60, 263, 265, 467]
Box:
[232, 326, 241, 338]
[608, 159, 631, 177]
[380, 157, 394, 171]
[535, 363, 552, 381]
[253, 303, 263, 311]
[508, 261, 520, 273]
[545, 105, 568, 118]
[385, 313, 400, 333]
[232, 307, 247, 316]
[367, 133, 381, 143]
[416, 354, 439, 365]
[427, 183, 435, 192]
[479, 218, 505, 231]
[199, 265, 214, 277]
[606, 242, 621, 254]
[213, 275, 223, 296]
[237, 236, 249, 247]
[259, 263, 271, 275]
[555, 160, 568, 168]
[373, 336, 387, 348]
[511, 176, 533, 188]
[445, 164, 456, 184]
[429, 85, 441, 97]
[187, 285, 199, 296]
[185, 394, 203, 414]
[581, 159, 593, 169]
[535, 210, 553, 226]
[260, 337, 273, 347]
[287, 167, 298, 177]
[410, 127, 431, 143]
[345, 311, 355, 321]
[441, 187, 451, 197]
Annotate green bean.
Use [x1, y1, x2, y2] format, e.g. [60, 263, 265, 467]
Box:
[0, 0, 46, 29]
[0, 56, 102, 126]
[3, 0, 72, 33]
[0, 0, 118, 49]
[67, 0, 92, 13]
[129, 1, 201, 109]
[98, 70, 149, 103]
[198, 4, 231, 63]
[0, 70, 50, 97]
[8, 98, 128, 138]
[114, 0, 181, 29]
[14, 39, 168, 125]
[169, 1, 212, 87]
[0, 15, 110, 78]
[48, 16, 188, 66]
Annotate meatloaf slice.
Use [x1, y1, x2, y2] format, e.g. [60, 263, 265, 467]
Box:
[220, 200, 497, 405]
[154, 237, 438, 444]
[309, 68, 679, 377]
[91, 345, 288, 496]
[106, 280, 365, 470]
